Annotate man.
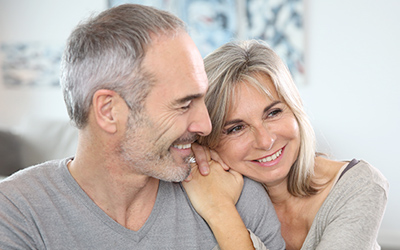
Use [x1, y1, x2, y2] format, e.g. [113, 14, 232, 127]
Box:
[0, 4, 284, 249]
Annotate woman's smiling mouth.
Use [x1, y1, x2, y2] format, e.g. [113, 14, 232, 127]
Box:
[254, 147, 285, 163]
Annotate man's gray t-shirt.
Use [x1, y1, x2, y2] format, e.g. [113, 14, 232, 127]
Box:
[0, 157, 285, 249]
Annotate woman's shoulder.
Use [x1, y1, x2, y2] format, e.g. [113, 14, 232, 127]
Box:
[327, 159, 389, 198]
[315, 157, 387, 188]
[313, 159, 389, 222]
[349, 160, 389, 190]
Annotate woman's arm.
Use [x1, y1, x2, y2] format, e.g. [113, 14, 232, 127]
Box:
[182, 160, 256, 250]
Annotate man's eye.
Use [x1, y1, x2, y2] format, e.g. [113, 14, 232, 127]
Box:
[181, 101, 192, 110]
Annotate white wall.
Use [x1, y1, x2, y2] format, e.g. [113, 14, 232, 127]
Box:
[0, 0, 399, 247]
[0, 0, 107, 128]
[303, 0, 400, 247]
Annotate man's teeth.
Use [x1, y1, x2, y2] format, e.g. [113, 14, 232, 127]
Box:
[257, 149, 282, 163]
[173, 143, 191, 149]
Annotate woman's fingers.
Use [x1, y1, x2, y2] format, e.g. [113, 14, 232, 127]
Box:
[184, 172, 193, 182]
[191, 143, 231, 176]
[184, 157, 200, 182]
[189, 143, 230, 176]
[210, 149, 230, 171]
[192, 143, 211, 176]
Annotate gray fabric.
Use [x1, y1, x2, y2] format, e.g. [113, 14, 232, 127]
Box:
[301, 160, 388, 250]
[0, 130, 23, 176]
[0, 157, 285, 250]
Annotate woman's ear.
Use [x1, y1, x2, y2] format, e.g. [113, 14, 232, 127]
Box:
[92, 89, 119, 134]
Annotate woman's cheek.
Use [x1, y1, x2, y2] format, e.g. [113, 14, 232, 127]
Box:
[218, 139, 250, 169]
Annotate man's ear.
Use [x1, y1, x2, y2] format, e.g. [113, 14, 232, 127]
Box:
[92, 89, 120, 134]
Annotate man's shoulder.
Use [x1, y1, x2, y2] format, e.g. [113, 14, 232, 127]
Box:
[242, 176, 267, 195]
[238, 177, 271, 207]
[0, 158, 67, 196]
[237, 178, 285, 249]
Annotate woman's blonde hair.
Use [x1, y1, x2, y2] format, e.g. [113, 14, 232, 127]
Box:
[199, 40, 317, 196]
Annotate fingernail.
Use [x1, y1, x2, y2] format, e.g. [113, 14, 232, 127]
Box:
[200, 165, 209, 175]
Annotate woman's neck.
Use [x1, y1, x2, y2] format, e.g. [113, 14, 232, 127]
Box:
[264, 178, 295, 206]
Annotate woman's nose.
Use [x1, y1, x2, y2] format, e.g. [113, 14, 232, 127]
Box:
[254, 125, 276, 151]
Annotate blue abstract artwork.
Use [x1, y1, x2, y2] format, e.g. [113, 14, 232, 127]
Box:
[109, 0, 305, 84]
[242, 0, 304, 84]
[1, 0, 304, 87]
[1, 42, 63, 87]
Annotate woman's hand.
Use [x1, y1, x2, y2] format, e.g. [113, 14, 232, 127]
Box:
[188, 143, 230, 177]
[182, 157, 255, 250]
[182, 159, 243, 222]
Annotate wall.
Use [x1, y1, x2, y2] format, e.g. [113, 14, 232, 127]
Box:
[0, 0, 107, 128]
[0, 0, 399, 247]
[303, 0, 400, 247]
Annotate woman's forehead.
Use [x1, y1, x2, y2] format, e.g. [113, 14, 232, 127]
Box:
[234, 75, 278, 100]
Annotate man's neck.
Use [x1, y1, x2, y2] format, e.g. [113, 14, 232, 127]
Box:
[67, 158, 160, 231]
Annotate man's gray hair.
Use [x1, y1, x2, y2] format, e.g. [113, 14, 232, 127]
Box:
[60, 4, 186, 128]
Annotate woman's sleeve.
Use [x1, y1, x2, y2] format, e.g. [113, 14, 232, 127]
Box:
[249, 230, 269, 250]
[212, 230, 268, 250]
[315, 178, 388, 249]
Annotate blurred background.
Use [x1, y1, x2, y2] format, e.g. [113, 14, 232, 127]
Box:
[0, 0, 399, 248]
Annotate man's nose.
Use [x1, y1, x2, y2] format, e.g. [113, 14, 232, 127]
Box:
[188, 103, 212, 136]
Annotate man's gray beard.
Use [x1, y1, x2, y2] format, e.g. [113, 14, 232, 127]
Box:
[120, 146, 192, 182]
[119, 114, 192, 182]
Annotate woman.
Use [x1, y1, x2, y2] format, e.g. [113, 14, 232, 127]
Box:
[183, 40, 388, 250]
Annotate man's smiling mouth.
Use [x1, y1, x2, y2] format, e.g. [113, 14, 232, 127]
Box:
[172, 143, 192, 149]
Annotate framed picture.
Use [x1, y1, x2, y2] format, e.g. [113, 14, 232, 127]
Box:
[1, 42, 63, 87]
[240, 0, 304, 84]
[109, 0, 305, 85]
[0, 0, 304, 88]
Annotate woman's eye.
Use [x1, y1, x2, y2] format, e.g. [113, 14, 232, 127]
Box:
[226, 125, 244, 134]
[267, 109, 282, 118]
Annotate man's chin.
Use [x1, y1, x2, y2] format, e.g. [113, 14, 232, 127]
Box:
[173, 160, 192, 181]
[158, 164, 191, 182]
[152, 155, 191, 182]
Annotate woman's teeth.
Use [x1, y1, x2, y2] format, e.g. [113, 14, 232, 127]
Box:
[173, 143, 191, 149]
[257, 149, 282, 163]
